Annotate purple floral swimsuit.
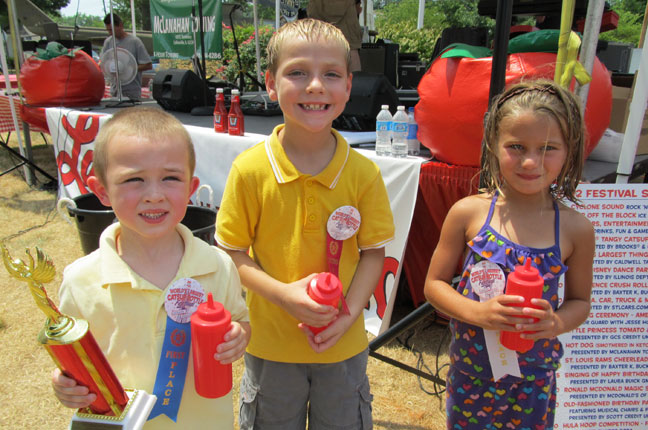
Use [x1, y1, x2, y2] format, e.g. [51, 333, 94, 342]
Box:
[446, 193, 568, 430]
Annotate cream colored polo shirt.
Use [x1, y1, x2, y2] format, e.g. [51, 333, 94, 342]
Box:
[59, 223, 248, 430]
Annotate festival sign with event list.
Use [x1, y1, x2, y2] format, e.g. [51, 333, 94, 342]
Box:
[555, 184, 648, 430]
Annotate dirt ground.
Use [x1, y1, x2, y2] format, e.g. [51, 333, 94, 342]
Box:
[0, 133, 450, 429]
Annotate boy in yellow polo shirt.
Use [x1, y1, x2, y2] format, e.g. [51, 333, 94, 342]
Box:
[216, 19, 394, 429]
[50, 107, 250, 429]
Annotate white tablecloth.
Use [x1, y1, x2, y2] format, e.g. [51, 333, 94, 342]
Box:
[46, 107, 423, 334]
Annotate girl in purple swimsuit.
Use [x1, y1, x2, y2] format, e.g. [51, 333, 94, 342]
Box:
[424, 80, 595, 430]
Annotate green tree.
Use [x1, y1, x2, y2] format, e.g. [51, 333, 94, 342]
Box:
[107, 0, 151, 31]
[55, 13, 104, 28]
[600, 0, 646, 46]
[374, 0, 494, 63]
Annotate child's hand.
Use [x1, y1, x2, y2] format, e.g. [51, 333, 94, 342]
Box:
[215, 321, 251, 364]
[476, 295, 536, 331]
[280, 274, 338, 327]
[51, 368, 96, 409]
[518, 298, 558, 340]
[298, 312, 353, 353]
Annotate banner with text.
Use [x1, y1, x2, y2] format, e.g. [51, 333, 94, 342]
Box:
[555, 184, 648, 430]
[150, 0, 222, 60]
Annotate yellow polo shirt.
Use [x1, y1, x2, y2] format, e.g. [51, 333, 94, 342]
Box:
[59, 223, 248, 430]
[216, 125, 394, 363]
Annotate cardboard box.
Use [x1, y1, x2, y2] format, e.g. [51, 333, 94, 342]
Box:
[609, 85, 648, 155]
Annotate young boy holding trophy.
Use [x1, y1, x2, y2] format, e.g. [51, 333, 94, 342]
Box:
[51, 107, 250, 429]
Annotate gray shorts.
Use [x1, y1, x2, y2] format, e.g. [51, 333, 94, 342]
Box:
[239, 349, 372, 430]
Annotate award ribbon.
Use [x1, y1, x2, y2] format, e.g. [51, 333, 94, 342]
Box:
[325, 206, 360, 315]
[148, 278, 205, 422]
[470, 260, 521, 381]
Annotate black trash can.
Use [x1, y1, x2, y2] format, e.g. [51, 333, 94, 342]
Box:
[62, 194, 116, 256]
[61, 195, 219, 255]
[182, 206, 218, 246]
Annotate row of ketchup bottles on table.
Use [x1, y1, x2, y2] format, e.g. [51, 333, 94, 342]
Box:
[213, 88, 245, 136]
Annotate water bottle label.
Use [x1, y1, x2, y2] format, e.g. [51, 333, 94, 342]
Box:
[376, 121, 390, 132]
[407, 124, 418, 139]
[393, 122, 408, 133]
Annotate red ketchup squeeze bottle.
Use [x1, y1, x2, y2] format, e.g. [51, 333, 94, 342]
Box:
[190, 293, 232, 398]
[213, 88, 228, 133]
[306, 272, 343, 335]
[500, 257, 544, 353]
[227, 88, 245, 136]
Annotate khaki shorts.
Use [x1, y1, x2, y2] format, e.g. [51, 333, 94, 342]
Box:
[239, 349, 372, 430]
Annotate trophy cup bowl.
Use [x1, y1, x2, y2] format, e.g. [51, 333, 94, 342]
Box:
[2, 245, 156, 430]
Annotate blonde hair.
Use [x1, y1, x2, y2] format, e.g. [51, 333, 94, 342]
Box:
[481, 79, 585, 204]
[266, 18, 351, 75]
[92, 106, 195, 184]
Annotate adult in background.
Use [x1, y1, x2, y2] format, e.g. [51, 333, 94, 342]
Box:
[102, 13, 152, 101]
[307, 0, 363, 72]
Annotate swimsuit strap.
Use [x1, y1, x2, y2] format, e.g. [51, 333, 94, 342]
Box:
[553, 199, 561, 248]
[485, 191, 499, 226]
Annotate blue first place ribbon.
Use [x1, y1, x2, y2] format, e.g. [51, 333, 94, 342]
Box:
[148, 316, 192, 422]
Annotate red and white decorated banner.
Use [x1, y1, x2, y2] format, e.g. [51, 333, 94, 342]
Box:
[556, 184, 648, 430]
[45, 107, 422, 335]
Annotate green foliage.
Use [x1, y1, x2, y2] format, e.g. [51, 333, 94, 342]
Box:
[54, 13, 104, 28]
[376, 21, 440, 64]
[374, 0, 494, 64]
[610, 0, 647, 16]
[107, 0, 151, 31]
[161, 23, 275, 91]
[601, 0, 646, 46]
[218, 23, 274, 89]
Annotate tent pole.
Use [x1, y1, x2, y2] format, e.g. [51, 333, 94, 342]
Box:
[417, 0, 424, 30]
[6, 0, 34, 185]
[276, 0, 280, 29]
[130, 0, 137, 36]
[575, 0, 604, 108]
[615, 18, 648, 183]
[253, 0, 262, 89]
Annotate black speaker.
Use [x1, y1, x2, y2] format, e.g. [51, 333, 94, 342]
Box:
[359, 41, 399, 88]
[333, 72, 399, 132]
[152, 69, 206, 112]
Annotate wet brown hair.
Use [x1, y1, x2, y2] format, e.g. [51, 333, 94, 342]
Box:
[481, 79, 586, 204]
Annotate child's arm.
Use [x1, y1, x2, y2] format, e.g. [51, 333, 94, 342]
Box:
[301, 247, 386, 353]
[225, 250, 339, 328]
[51, 368, 96, 409]
[424, 198, 529, 330]
[519, 210, 595, 340]
[215, 321, 251, 364]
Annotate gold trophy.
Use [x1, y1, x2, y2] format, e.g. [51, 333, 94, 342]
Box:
[2, 245, 156, 430]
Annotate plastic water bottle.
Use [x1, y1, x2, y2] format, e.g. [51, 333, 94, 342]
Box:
[391, 105, 408, 158]
[500, 257, 544, 353]
[407, 107, 420, 156]
[375, 105, 392, 156]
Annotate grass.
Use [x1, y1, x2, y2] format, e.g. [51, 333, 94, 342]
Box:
[0, 132, 450, 429]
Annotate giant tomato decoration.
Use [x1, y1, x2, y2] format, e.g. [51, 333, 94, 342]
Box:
[416, 52, 612, 167]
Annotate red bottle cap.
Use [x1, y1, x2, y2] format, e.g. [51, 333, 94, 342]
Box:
[195, 293, 228, 322]
[309, 273, 342, 306]
[508, 257, 543, 288]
